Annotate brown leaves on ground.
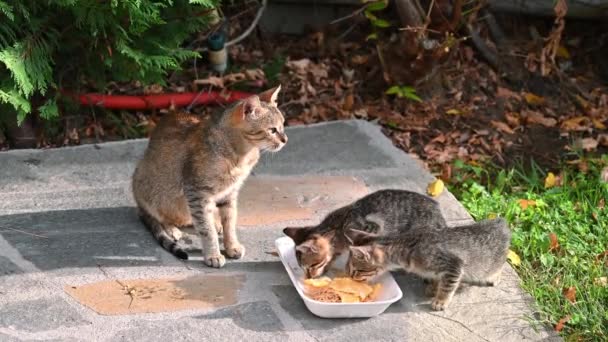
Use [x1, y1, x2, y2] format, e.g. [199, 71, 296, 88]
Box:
[548, 232, 559, 252]
[596, 251, 608, 266]
[562, 286, 576, 303]
[18, 8, 608, 172]
[555, 315, 571, 332]
[518, 199, 537, 210]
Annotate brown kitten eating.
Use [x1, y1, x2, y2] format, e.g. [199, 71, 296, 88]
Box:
[346, 218, 511, 310]
[132, 86, 286, 267]
[283, 189, 448, 278]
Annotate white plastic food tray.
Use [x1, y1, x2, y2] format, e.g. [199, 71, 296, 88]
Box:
[275, 236, 403, 318]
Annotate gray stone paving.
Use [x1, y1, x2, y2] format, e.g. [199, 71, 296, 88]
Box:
[0, 120, 558, 341]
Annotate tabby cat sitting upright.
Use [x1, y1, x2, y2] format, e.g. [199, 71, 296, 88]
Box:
[283, 189, 448, 278]
[132, 86, 286, 268]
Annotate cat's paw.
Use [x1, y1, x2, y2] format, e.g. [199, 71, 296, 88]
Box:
[204, 253, 226, 268]
[431, 298, 450, 311]
[225, 243, 246, 259]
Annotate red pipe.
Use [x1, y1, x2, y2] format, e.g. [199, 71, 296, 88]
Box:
[75, 91, 253, 110]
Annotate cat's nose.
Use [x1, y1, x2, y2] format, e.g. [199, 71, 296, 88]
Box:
[279, 134, 287, 144]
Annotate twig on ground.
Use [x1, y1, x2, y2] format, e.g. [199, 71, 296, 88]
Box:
[0, 226, 47, 239]
[428, 312, 491, 342]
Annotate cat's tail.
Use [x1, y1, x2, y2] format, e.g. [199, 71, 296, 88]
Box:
[137, 207, 189, 260]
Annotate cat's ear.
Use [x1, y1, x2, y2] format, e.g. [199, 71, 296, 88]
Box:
[233, 95, 262, 121]
[258, 84, 281, 106]
[344, 229, 378, 246]
[283, 226, 313, 245]
[322, 230, 336, 240]
[349, 245, 371, 261]
[296, 239, 319, 254]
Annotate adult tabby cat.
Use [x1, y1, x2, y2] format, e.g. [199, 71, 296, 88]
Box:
[132, 86, 286, 268]
[346, 218, 511, 310]
[283, 189, 447, 278]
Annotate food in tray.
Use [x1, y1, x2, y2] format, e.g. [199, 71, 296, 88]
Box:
[303, 276, 382, 303]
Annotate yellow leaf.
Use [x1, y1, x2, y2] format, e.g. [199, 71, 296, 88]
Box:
[575, 95, 590, 110]
[446, 109, 462, 115]
[427, 179, 444, 197]
[560, 116, 589, 131]
[545, 172, 557, 188]
[556, 45, 570, 59]
[507, 250, 521, 266]
[523, 92, 546, 106]
[487, 213, 497, 219]
[594, 277, 607, 287]
[518, 199, 537, 210]
[592, 118, 606, 130]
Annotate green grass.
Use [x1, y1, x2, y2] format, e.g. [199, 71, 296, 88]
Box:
[449, 157, 608, 341]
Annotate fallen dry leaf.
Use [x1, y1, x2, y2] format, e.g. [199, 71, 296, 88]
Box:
[548, 232, 559, 252]
[446, 109, 462, 115]
[287, 58, 311, 75]
[574, 137, 598, 151]
[427, 179, 444, 197]
[193, 76, 224, 88]
[599, 198, 605, 209]
[563, 286, 576, 303]
[496, 87, 521, 100]
[264, 251, 279, 257]
[351, 55, 369, 65]
[556, 45, 570, 59]
[441, 163, 452, 182]
[545, 172, 557, 188]
[342, 93, 354, 111]
[555, 315, 571, 332]
[523, 110, 557, 127]
[518, 199, 537, 210]
[491, 120, 515, 134]
[523, 92, 546, 106]
[596, 251, 608, 266]
[507, 250, 521, 266]
[594, 277, 608, 287]
[505, 112, 521, 127]
[560, 116, 590, 131]
[574, 95, 590, 111]
[601, 166, 608, 183]
[592, 118, 606, 130]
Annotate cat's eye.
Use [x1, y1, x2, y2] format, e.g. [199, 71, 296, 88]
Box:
[269, 127, 278, 134]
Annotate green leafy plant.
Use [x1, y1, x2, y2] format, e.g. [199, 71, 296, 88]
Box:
[363, 0, 390, 41]
[385, 85, 422, 102]
[0, 0, 219, 125]
[450, 158, 608, 340]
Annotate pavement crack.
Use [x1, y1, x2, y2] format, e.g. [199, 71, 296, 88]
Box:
[96, 263, 137, 309]
[428, 313, 491, 342]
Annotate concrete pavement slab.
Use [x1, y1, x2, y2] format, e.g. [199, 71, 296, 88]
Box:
[0, 120, 558, 341]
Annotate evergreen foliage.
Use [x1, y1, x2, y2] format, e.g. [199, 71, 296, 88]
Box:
[0, 0, 219, 124]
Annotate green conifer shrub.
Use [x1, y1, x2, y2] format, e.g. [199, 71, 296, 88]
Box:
[0, 0, 219, 125]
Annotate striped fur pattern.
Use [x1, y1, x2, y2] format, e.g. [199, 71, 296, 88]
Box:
[346, 218, 512, 310]
[132, 86, 286, 268]
[283, 189, 448, 278]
